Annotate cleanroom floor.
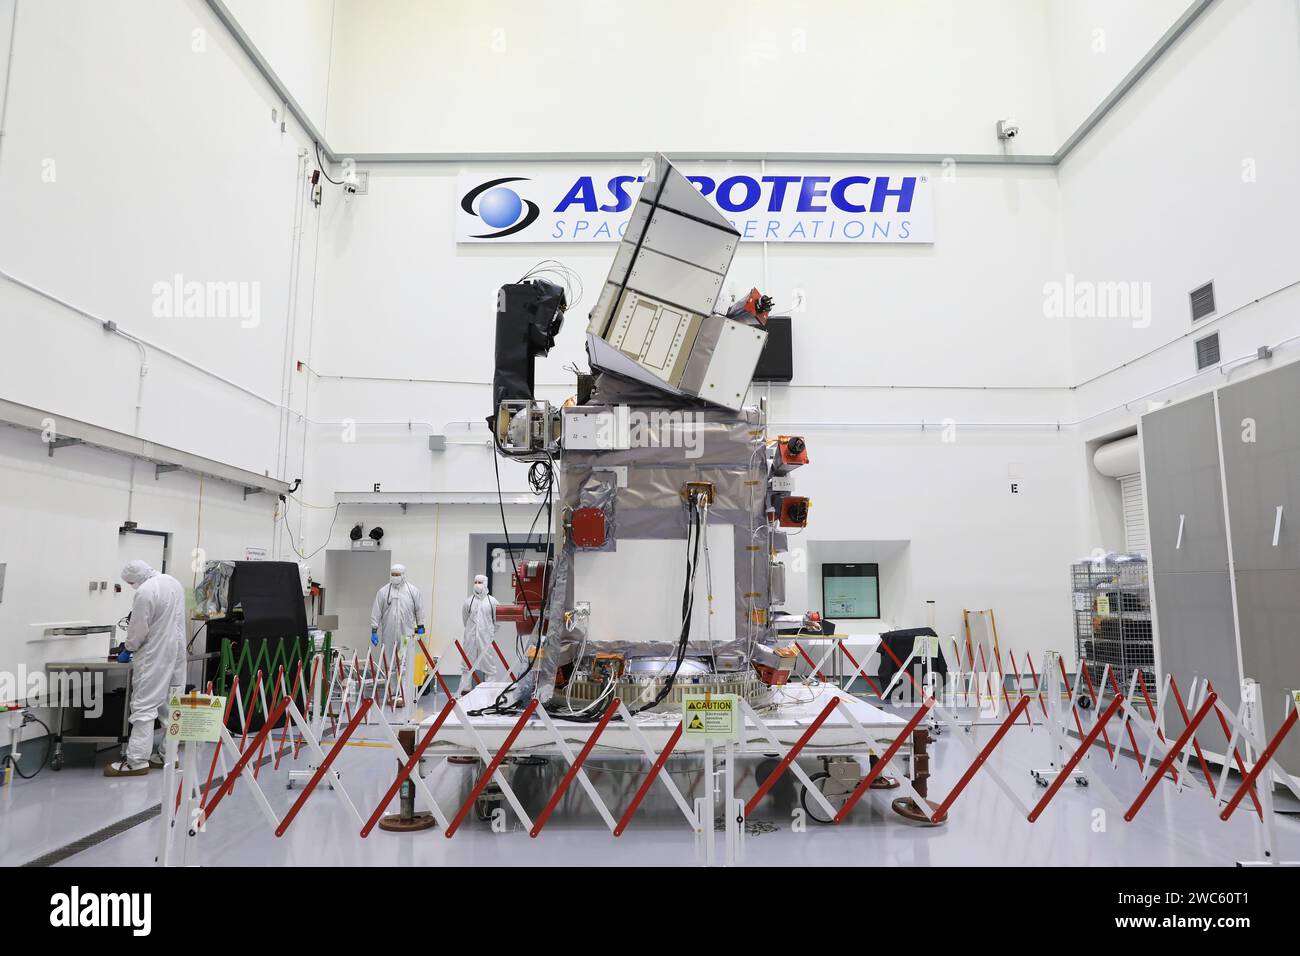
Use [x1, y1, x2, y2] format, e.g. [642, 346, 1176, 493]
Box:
[4, 691, 1298, 868]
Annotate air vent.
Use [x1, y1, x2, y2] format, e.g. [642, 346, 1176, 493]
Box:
[1190, 281, 1216, 322]
[1195, 332, 1221, 370]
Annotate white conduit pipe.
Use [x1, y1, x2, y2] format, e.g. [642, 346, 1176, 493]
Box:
[4, 267, 1300, 435]
[0, 267, 284, 410]
[0, 0, 18, 172]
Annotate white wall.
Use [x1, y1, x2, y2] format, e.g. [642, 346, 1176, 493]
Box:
[291, 0, 1300, 665]
[1062, 0, 1300, 399]
[323, 0, 1062, 156]
[1045, 0, 1194, 139]
[311, 503, 547, 656]
[1061, 0, 1300, 426]
[0, 0, 320, 475]
[0, 0, 326, 720]
[1060, 0, 1300, 581]
[0, 427, 277, 675]
[292, 155, 1081, 661]
[5, 0, 1299, 699]
[221, 0, 337, 133]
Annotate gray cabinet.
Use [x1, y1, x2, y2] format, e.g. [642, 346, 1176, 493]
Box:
[1218, 364, 1300, 776]
[1142, 393, 1241, 718]
[1142, 362, 1300, 779]
[1149, 571, 1240, 715]
[1233, 570, 1300, 775]
[1217, 362, 1300, 572]
[1143, 394, 1231, 574]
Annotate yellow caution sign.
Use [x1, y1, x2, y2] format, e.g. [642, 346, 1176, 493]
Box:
[682, 694, 739, 740]
[166, 692, 225, 743]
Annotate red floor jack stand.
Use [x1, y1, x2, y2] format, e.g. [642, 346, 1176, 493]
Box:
[379, 727, 436, 832]
[892, 727, 946, 824]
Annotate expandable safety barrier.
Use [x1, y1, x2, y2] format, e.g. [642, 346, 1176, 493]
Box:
[157, 640, 1300, 868]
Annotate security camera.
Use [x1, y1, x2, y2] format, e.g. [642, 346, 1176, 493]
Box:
[997, 119, 1019, 141]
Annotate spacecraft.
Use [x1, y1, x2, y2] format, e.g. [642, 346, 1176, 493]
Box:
[488, 154, 813, 718]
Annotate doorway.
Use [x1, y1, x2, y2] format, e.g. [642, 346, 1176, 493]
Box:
[323, 549, 392, 650]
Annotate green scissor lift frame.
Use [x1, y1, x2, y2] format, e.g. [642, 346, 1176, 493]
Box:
[215, 634, 333, 722]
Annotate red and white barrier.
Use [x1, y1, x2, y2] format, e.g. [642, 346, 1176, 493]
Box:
[156, 657, 376, 865]
[155, 638, 1300, 869]
[1209, 679, 1300, 865]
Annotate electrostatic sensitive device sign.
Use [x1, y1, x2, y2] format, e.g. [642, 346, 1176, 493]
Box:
[682, 695, 740, 740]
[167, 692, 225, 742]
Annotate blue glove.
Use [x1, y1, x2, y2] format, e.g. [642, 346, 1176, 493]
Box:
[416, 625, 425, 636]
[370, 629, 379, 647]
[117, 649, 132, 663]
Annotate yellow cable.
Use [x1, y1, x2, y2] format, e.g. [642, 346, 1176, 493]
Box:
[424, 504, 440, 656]
[192, 476, 205, 589]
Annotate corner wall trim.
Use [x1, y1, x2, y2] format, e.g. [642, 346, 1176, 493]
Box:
[204, 0, 334, 157]
[1052, 0, 1218, 163]
[0, 397, 291, 497]
[204, 0, 1216, 168]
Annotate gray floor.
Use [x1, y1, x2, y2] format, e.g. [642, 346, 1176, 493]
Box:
[3, 699, 1298, 867]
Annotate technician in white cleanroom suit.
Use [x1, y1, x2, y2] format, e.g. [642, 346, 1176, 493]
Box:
[104, 560, 188, 777]
[370, 564, 426, 653]
[461, 574, 500, 689]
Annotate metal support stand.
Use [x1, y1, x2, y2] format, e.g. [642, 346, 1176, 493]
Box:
[702, 740, 715, 867]
[47, 437, 83, 457]
[723, 741, 744, 866]
[378, 727, 436, 832]
[1031, 651, 1088, 788]
[892, 727, 945, 824]
[1235, 679, 1300, 867]
[288, 660, 331, 791]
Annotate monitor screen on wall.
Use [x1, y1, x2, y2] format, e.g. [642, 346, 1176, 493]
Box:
[822, 563, 880, 619]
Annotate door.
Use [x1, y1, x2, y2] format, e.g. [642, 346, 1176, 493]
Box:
[1233, 569, 1300, 777]
[1149, 570, 1240, 718]
[1141, 394, 1230, 574]
[1217, 363, 1300, 572]
[1142, 395, 1240, 714]
[322, 549, 392, 648]
[116, 530, 167, 632]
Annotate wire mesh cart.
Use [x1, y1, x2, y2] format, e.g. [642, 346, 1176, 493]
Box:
[1071, 556, 1155, 703]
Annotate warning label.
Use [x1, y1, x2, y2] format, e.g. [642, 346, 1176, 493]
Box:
[682, 695, 738, 740]
[166, 692, 225, 743]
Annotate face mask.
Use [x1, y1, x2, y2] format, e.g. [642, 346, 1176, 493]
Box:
[390, 576, 404, 588]
[474, 582, 486, 595]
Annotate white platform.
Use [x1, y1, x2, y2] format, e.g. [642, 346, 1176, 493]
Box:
[417, 681, 906, 760]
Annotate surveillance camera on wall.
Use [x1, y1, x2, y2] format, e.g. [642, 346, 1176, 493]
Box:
[997, 119, 1019, 141]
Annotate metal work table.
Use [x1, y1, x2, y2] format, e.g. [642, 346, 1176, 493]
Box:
[44, 652, 217, 769]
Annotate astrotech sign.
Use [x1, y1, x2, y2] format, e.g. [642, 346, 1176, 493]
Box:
[456, 166, 934, 244]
